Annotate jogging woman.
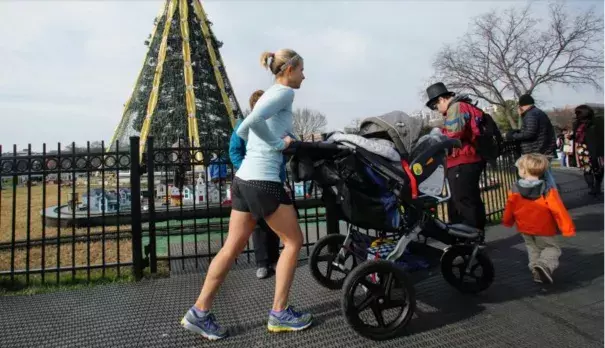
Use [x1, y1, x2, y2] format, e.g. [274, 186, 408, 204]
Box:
[181, 48, 311, 340]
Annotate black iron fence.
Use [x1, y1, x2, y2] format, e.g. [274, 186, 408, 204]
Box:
[0, 141, 135, 288]
[0, 136, 520, 288]
[140, 136, 329, 275]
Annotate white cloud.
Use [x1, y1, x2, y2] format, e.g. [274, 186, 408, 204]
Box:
[0, 0, 602, 148]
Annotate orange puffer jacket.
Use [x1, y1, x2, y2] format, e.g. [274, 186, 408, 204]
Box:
[502, 180, 575, 237]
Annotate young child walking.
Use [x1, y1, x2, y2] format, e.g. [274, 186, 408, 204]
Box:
[503, 153, 576, 284]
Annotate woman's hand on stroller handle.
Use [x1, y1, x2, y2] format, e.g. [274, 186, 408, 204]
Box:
[283, 135, 295, 149]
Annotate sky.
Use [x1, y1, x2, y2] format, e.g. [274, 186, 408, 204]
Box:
[0, 0, 603, 150]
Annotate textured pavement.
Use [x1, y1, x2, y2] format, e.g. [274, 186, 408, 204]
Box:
[0, 169, 603, 348]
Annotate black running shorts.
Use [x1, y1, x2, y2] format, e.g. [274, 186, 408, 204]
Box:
[231, 177, 292, 220]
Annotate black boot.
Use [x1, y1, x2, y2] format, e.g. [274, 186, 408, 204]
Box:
[590, 174, 602, 196]
[584, 173, 594, 191]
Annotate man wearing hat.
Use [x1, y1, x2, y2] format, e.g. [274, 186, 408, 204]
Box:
[506, 94, 557, 189]
[425, 82, 486, 232]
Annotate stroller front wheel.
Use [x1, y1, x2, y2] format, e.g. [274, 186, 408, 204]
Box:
[309, 234, 357, 290]
[441, 245, 495, 294]
[342, 260, 416, 341]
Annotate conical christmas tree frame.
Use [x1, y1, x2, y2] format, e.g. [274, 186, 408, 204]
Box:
[110, 0, 242, 160]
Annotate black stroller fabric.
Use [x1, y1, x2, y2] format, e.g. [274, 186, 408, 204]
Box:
[288, 114, 454, 233]
[290, 149, 401, 231]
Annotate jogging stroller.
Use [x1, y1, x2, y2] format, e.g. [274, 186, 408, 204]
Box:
[285, 111, 494, 340]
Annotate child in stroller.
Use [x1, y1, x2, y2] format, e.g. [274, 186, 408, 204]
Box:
[285, 111, 494, 341]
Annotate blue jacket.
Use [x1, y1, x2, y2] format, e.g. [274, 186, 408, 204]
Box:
[208, 156, 228, 180]
[229, 119, 288, 183]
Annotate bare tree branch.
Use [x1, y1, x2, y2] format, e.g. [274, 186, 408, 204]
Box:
[292, 108, 328, 138]
[430, 2, 604, 129]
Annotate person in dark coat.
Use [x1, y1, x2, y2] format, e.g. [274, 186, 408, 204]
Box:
[505, 94, 557, 189]
[572, 105, 604, 195]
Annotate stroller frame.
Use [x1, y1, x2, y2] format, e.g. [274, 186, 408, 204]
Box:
[287, 139, 494, 341]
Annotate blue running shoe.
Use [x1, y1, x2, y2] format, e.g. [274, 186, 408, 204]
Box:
[180, 307, 228, 340]
[267, 305, 313, 333]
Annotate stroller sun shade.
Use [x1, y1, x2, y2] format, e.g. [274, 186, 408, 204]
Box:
[358, 110, 423, 160]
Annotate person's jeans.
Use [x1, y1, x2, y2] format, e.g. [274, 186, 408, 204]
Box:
[560, 154, 567, 167]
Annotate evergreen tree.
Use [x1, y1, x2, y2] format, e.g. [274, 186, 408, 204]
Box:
[110, 0, 242, 152]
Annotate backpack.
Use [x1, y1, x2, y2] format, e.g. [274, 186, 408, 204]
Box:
[455, 96, 503, 165]
[474, 112, 503, 165]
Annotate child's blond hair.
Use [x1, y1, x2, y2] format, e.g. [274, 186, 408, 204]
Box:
[516, 153, 549, 177]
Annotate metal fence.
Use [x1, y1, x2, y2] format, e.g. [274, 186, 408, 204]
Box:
[0, 141, 136, 288]
[0, 136, 520, 288]
[140, 136, 329, 275]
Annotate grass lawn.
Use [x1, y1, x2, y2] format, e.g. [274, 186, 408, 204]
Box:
[1, 184, 132, 275]
[0, 184, 327, 275]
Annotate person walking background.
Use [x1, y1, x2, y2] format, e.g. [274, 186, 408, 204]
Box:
[556, 130, 574, 168]
[505, 94, 557, 189]
[572, 104, 604, 195]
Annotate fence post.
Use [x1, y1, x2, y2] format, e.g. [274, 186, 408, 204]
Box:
[130, 136, 143, 280]
[146, 136, 157, 274]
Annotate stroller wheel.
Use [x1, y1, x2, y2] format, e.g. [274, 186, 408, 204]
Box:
[441, 245, 494, 294]
[342, 260, 416, 341]
[310, 234, 357, 290]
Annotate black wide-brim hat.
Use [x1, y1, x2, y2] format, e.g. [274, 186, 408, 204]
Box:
[425, 82, 455, 108]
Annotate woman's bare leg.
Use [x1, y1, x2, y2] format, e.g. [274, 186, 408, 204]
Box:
[264, 204, 303, 311]
[194, 210, 256, 310]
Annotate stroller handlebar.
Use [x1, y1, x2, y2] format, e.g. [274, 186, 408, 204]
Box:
[283, 141, 353, 155]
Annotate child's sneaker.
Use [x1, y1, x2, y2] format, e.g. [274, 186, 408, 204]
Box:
[534, 265, 553, 284]
[531, 268, 542, 283]
[267, 305, 313, 332]
[180, 307, 228, 340]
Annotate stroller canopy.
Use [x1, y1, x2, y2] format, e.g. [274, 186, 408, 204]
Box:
[358, 110, 423, 159]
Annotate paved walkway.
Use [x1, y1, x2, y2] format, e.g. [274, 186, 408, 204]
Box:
[1, 169, 603, 348]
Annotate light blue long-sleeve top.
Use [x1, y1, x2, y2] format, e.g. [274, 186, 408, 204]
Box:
[229, 119, 288, 183]
[235, 83, 294, 182]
